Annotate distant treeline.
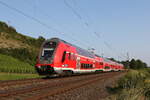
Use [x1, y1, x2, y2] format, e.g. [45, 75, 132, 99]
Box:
[121, 59, 148, 69]
[109, 58, 148, 69]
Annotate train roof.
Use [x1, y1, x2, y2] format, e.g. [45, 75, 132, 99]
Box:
[47, 38, 95, 58]
[103, 58, 124, 66]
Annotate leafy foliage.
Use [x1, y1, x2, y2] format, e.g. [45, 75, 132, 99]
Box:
[108, 57, 148, 69]
[0, 48, 37, 65]
[129, 59, 148, 69]
[107, 69, 150, 100]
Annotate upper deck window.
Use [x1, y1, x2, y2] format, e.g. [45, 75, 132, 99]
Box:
[43, 42, 57, 48]
[76, 47, 95, 58]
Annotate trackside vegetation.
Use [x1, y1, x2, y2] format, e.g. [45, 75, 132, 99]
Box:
[107, 69, 150, 100]
[0, 73, 41, 80]
[106, 58, 149, 100]
[0, 54, 36, 73]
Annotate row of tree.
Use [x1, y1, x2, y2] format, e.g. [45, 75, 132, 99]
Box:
[108, 57, 148, 69]
[121, 59, 148, 69]
[129, 59, 148, 69]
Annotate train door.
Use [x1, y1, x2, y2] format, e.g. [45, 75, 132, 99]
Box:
[66, 52, 74, 68]
[76, 57, 80, 69]
[61, 51, 76, 69]
[62, 51, 70, 67]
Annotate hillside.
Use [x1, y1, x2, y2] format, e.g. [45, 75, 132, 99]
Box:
[0, 21, 45, 66]
[0, 21, 46, 49]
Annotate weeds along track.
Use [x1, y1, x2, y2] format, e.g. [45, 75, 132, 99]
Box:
[0, 72, 123, 100]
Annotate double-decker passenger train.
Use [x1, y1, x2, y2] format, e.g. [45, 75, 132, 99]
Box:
[35, 38, 124, 76]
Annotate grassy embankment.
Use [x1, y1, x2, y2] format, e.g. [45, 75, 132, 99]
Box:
[0, 54, 35, 73]
[0, 73, 40, 80]
[107, 69, 150, 100]
[0, 54, 40, 80]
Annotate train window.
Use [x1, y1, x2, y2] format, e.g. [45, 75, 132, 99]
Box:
[43, 42, 56, 48]
[105, 66, 110, 69]
[41, 41, 57, 60]
[62, 51, 66, 62]
[68, 53, 71, 60]
[71, 54, 75, 60]
[90, 64, 93, 68]
[80, 63, 93, 69]
[99, 62, 103, 65]
[76, 47, 95, 58]
[86, 64, 87, 68]
[42, 48, 55, 58]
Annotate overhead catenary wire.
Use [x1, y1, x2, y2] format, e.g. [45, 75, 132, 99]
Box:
[0, 0, 91, 48]
[64, 0, 98, 49]
[73, 2, 127, 60]
[0, 0, 128, 60]
[28, 0, 92, 48]
[64, 0, 127, 60]
[0, 0, 62, 34]
[64, 0, 90, 27]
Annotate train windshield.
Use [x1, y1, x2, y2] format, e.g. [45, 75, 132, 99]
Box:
[40, 41, 57, 61]
[42, 48, 55, 58]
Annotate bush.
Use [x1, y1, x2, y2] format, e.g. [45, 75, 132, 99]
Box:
[0, 48, 37, 65]
[107, 69, 150, 100]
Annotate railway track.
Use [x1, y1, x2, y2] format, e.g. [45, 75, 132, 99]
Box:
[0, 72, 124, 100]
[0, 73, 102, 88]
[0, 78, 43, 88]
[0, 73, 102, 90]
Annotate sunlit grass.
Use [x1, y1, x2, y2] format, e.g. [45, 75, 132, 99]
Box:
[0, 54, 36, 73]
[0, 72, 41, 80]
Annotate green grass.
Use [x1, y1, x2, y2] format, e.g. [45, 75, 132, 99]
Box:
[106, 69, 150, 100]
[0, 54, 36, 73]
[0, 72, 40, 80]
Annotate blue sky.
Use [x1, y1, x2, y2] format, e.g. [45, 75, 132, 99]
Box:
[0, 0, 150, 65]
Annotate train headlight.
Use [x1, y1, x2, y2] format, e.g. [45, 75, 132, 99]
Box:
[62, 64, 68, 67]
[37, 65, 41, 68]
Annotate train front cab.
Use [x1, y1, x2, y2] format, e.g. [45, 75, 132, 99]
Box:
[35, 38, 77, 76]
[35, 39, 59, 75]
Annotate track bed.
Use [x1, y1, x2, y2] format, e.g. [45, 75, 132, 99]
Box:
[0, 72, 125, 100]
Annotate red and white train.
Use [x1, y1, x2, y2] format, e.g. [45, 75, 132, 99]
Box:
[35, 38, 124, 76]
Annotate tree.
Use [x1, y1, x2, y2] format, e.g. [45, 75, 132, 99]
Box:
[129, 59, 137, 69]
[121, 60, 129, 69]
[36, 36, 45, 47]
[143, 63, 148, 68]
[136, 59, 144, 69]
